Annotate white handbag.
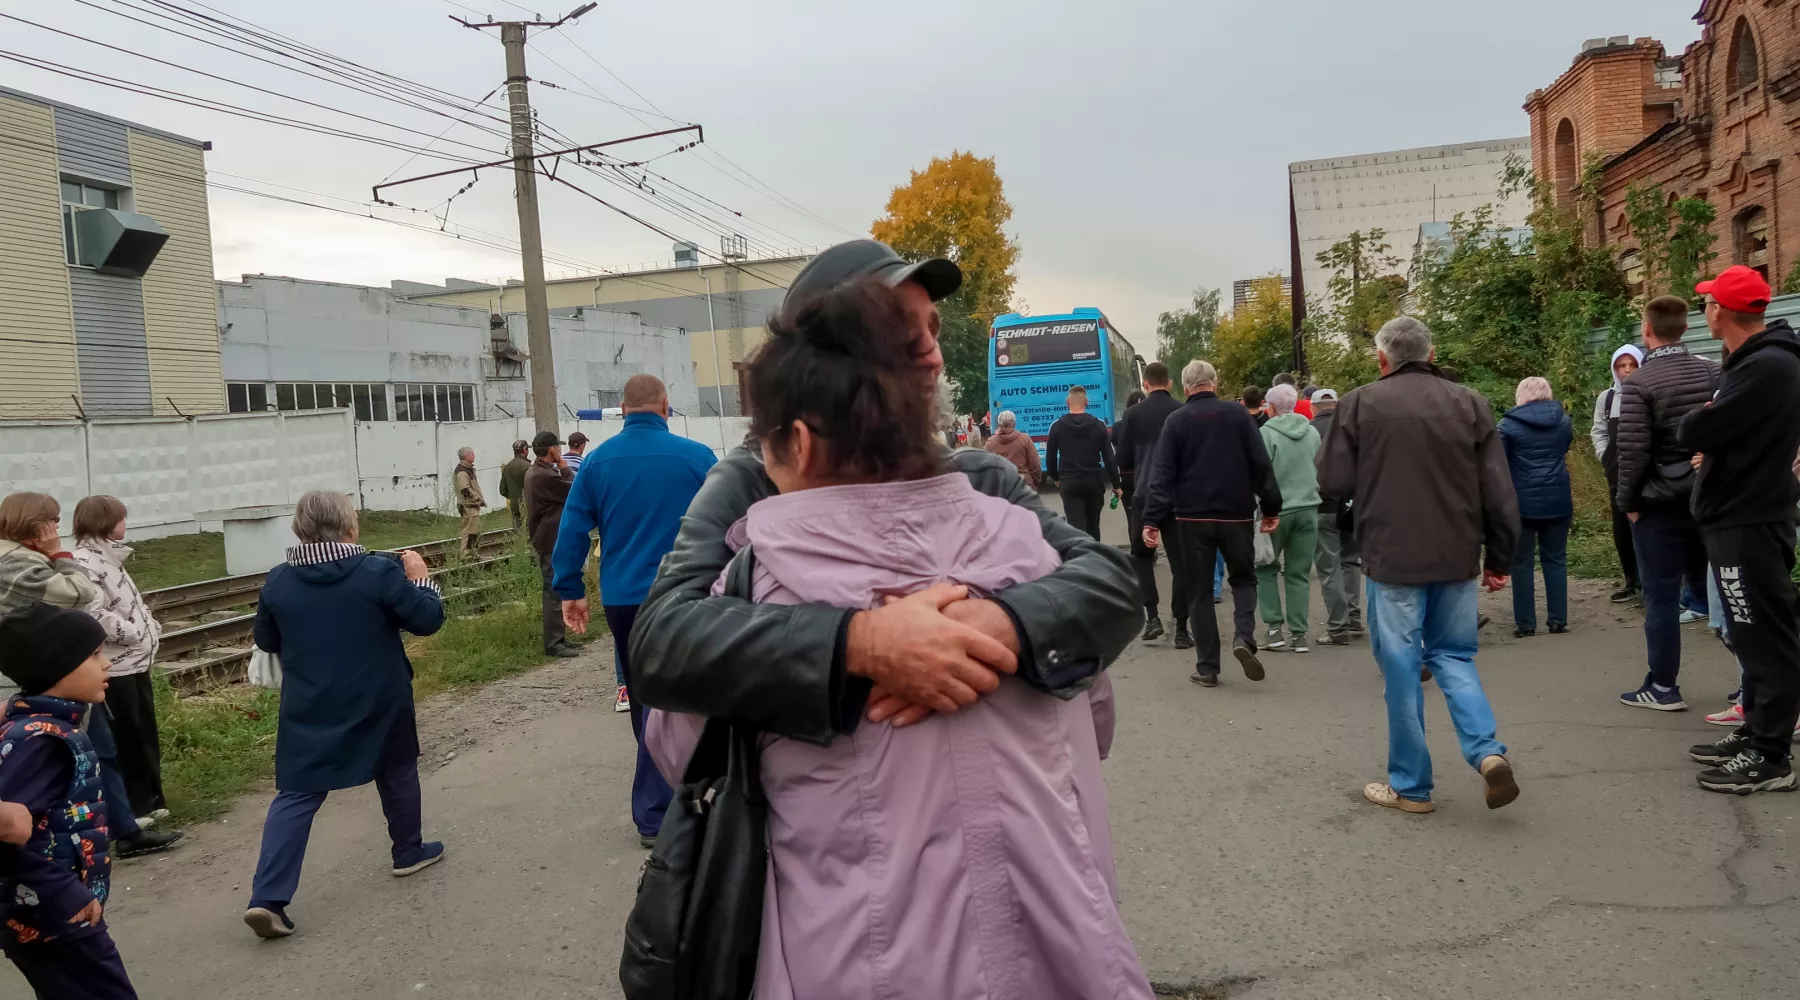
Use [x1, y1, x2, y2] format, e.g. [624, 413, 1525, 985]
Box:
[1253, 504, 1277, 567]
[248, 644, 283, 690]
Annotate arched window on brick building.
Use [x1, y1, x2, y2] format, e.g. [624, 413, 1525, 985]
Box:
[1620, 249, 1646, 299]
[1736, 206, 1770, 281]
[1554, 119, 1578, 202]
[1730, 18, 1760, 91]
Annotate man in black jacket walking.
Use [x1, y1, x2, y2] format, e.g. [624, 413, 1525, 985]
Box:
[1141, 359, 1279, 686]
[1045, 385, 1120, 541]
[1615, 296, 1719, 711]
[1679, 266, 1800, 794]
[1309, 389, 1364, 644]
[1112, 363, 1189, 644]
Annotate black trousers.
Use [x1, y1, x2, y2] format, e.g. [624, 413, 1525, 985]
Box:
[1127, 496, 1189, 621]
[537, 552, 567, 652]
[1178, 520, 1257, 675]
[1706, 521, 1800, 758]
[105, 672, 164, 815]
[1604, 465, 1639, 588]
[6, 933, 139, 999]
[1060, 474, 1106, 542]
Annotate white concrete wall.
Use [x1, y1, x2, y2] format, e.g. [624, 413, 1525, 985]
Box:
[0, 410, 356, 539]
[495, 309, 701, 422]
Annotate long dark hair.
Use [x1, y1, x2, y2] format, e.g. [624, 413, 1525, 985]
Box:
[746, 279, 945, 483]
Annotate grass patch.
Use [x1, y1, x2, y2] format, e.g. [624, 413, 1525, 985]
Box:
[128, 509, 514, 591]
[155, 536, 602, 826]
[1568, 449, 1625, 582]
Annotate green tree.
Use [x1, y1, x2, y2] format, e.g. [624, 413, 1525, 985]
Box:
[1625, 183, 1718, 304]
[1212, 277, 1294, 395]
[1155, 287, 1221, 372]
[871, 151, 1020, 415]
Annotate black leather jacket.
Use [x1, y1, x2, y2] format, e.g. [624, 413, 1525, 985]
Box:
[628, 444, 1141, 746]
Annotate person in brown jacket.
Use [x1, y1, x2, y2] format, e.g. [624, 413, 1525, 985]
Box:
[524, 432, 578, 658]
[984, 410, 1041, 488]
[1316, 316, 1521, 816]
[452, 447, 485, 555]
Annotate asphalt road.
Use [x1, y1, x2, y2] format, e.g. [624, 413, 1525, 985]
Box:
[10, 497, 1794, 999]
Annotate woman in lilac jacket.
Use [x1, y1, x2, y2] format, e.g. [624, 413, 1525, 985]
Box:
[645, 280, 1151, 1000]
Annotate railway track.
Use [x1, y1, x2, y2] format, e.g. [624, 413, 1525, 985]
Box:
[147, 528, 522, 693]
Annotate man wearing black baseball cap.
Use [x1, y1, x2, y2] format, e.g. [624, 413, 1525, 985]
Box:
[1680, 265, 1800, 793]
[629, 239, 1140, 739]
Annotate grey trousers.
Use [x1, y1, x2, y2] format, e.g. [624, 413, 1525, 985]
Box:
[538, 552, 567, 652]
[1315, 511, 1363, 631]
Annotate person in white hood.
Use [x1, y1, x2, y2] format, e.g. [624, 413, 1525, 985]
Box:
[1592, 343, 1645, 602]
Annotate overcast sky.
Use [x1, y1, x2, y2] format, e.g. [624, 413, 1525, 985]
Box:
[3, 0, 1707, 341]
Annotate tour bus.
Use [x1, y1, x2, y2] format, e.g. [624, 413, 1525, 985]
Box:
[988, 308, 1144, 462]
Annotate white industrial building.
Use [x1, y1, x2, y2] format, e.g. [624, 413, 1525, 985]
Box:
[1289, 138, 1532, 305]
[218, 275, 701, 424]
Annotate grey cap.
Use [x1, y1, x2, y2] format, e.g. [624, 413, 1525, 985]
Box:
[784, 239, 962, 308]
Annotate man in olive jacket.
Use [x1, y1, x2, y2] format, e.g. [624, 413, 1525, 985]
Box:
[1316, 316, 1521, 815]
[628, 240, 1140, 741]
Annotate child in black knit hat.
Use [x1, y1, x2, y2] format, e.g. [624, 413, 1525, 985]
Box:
[0, 601, 139, 1000]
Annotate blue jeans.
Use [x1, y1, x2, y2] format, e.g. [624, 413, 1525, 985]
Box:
[84, 705, 140, 839]
[1630, 509, 1709, 688]
[1212, 552, 1225, 599]
[1510, 517, 1569, 632]
[1367, 579, 1506, 802]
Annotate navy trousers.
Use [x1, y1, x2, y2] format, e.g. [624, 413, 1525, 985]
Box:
[83, 707, 140, 839]
[6, 932, 139, 999]
[247, 751, 422, 909]
[603, 604, 672, 838]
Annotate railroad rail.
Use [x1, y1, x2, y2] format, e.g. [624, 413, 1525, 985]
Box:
[147, 527, 521, 693]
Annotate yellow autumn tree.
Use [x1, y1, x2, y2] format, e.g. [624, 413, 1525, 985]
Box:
[1211, 276, 1295, 395]
[871, 152, 1020, 414]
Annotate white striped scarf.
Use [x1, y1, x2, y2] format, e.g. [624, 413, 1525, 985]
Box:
[284, 542, 442, 593]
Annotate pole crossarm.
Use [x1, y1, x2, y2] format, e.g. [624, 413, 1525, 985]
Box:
[371, 125, 702, 203]
[448, 3, 598, 30]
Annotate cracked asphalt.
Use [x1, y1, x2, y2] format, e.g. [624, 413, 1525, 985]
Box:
[11, 499, 1793, 999]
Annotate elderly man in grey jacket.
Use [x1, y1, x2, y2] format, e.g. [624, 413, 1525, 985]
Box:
[629, 240, 1140, 739]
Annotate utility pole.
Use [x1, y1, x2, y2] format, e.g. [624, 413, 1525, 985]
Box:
[500, 22, 558, 433]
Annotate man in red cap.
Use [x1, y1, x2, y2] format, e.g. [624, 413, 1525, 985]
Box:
[1679, 265, 1800, 793]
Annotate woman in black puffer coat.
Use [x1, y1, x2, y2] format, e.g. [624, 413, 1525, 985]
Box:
[1500, 378, 1574, 637]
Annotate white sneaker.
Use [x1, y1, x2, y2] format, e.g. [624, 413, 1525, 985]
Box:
[1678, 609, 1707, 625]
[614, 686, 631, 713]
[1706, 703, 1745, 727]
[1263, 628, 1288, 650]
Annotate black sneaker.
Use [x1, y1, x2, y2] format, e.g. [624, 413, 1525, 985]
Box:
[546, 643, 581, 659]
[1696, 750, 1798, 794]
[1190, 671, 1219, 687]
[1689, 731, 1754, 765]
[1514, 627, 1536, 638]
[1346, 617, 1365, 634]
[1315, 628, 1353, 646]
[1547, 621, 1568, 634]
[1610, 585, 1638, 604]
[244, 904, 295, 939]
[1172, 624, 1194, 649]
[1141, 615, 1165, 642]
[1477, 614, 1491, 630]
[116, 829, 184, 859]
[1233, 640, 1265, 682]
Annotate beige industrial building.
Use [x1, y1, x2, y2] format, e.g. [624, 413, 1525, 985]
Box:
[0, 86, 221, 419]
[1289, 138, 1531, 304]
[394, 246, 810, 417]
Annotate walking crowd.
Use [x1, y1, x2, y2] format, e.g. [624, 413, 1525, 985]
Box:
[1, 230, 1798, 996]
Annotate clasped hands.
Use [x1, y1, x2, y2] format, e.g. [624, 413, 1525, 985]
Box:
[848, 584, 1020, 729]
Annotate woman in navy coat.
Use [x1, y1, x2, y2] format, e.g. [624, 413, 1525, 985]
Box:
[1500, 377, 1574, 637]
[243, 491, 446, 939]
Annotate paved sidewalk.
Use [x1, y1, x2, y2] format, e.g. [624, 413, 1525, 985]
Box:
[15, 510, 1794, 997]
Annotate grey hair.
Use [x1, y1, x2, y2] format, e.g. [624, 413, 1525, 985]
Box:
[292, 490, 358, 544]
[1181, 359, 1218, 390]
[1266, 383, 1299, 415]
[457, 446, 474, 462]
[1515, 376, 1554, 406]
[997, 410, 1017, 429]
[1375, 316, 1433, 365]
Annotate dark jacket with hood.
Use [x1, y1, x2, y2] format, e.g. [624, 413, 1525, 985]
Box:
[1310, 405, 1343, 515]
[1315, 361, 1518, 585]
[254, 546, 445, 793]
[1139, 392, 1280, 523]
[1614, 343, 1718, 513]
[1045, 411, 1119, 487]
[1110, 389, 1183, 487]
[1499, 398, 1574, 521]
[627, 445, 1139, 747]
[1680, 319, 1800, 528]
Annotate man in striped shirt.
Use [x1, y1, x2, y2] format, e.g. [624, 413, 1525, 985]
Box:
[563, 432, 590, 474]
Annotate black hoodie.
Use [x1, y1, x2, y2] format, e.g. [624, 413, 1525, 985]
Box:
[1679, 319, 1800, 528]
[1045, 411, 1119, 487]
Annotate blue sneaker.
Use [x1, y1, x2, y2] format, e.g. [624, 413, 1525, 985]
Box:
[392, 841, 446, 877]
[1620, 684, 1687, 712]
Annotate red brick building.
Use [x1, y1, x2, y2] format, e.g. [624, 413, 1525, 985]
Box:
[1525, 2, 1800, 291]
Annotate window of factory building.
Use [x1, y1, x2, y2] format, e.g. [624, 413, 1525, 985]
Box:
[392, 383, 477, 423]
[1736, 206, 1770, 280]
[60, 179, 125, 267]
[1729, 18, 1759, 92]
[229, 381, 389, 421]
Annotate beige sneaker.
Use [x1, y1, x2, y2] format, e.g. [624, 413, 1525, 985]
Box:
[1480, 755, 1520, 810]
[1363, 782, 1434, 813]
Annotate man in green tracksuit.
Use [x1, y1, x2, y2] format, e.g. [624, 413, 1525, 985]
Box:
[1258, 383, 1322, 652]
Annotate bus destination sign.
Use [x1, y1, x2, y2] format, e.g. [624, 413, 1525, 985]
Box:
[994, 320, 1102, 367]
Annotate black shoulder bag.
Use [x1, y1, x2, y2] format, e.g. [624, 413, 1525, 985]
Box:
[620, 547, 766, 1000]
